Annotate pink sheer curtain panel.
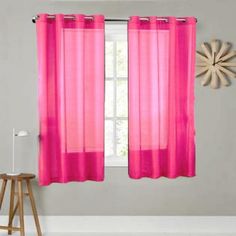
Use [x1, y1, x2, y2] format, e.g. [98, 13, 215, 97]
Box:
[36, 14, 105, 185]
[128, 16, 196, 179]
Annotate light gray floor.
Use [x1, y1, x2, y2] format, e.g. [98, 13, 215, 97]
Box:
[0, 232, 236, 236]
[0, 233, 233, 236]
[43, 234, 236, 236]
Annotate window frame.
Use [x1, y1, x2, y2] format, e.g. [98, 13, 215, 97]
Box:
[105, 24, 128, 167]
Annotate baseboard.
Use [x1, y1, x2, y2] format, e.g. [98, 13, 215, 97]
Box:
[0, 216, 236, 234]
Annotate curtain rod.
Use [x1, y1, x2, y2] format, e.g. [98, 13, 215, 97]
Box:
[32, 15, 197, 23]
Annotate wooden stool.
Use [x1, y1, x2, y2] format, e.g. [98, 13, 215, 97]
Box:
[0, 173, 42, 236]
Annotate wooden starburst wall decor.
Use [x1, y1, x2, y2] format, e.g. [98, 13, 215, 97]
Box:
[196, 39, 236, 89]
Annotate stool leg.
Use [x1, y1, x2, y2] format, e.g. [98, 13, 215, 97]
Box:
[26, 180, 42, 236]
[0, 179, 7, 209]
[17, 181, 25, 236]
[9, 200, 19, 226]
[8, 180, 15, 235]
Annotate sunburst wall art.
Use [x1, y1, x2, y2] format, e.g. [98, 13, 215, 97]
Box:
[196, 39, 236, 89]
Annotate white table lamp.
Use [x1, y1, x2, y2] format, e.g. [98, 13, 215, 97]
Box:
[8, 128, 29, 176]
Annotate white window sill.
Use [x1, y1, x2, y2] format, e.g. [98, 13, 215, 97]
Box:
[105, 157, 128, 167]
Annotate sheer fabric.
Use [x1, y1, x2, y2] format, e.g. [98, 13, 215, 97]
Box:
[36, 14, 105, 185]
[128, 16, 196, 179]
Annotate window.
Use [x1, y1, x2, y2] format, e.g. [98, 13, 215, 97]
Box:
[105, 24, 128, 167]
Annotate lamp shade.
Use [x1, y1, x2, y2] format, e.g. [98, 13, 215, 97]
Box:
[16, 130, 29, 137]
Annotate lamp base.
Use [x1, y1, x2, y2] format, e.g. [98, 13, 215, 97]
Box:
[6, 173, 21, 176]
